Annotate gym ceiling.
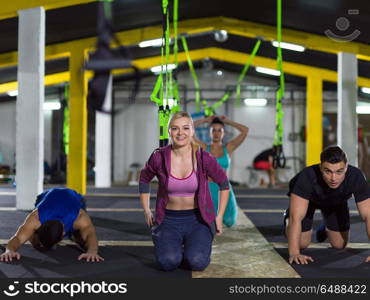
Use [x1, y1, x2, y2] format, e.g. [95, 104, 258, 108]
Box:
[0, 0, 370, 96]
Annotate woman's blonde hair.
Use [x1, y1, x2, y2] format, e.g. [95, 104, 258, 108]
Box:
[168, 111, 194, 128]
[168, 111, 199, 166]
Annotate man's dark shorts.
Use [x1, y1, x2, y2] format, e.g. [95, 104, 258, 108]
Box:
[301, 201, 350, 232]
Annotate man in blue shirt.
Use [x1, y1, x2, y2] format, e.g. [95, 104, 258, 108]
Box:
[0, 188, 103, 262]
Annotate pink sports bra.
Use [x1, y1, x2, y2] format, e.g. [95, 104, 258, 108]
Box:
[168, 171, 198, 197]
[168, 153, 198, 197]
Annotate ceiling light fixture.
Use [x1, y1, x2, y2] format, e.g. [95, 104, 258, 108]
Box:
[150, 64, 177, 74]
[139, 38, 165, 48]
[272, 41, 305, 52]
[356, 106, 370, 114]
[255, 67, 281, 76]
[43, 101, 61, 111]
[243, 98, 268, 106]
[356, 102, 370, 114]
[7, 90, 18, 97]
[361, 87, 370, 94]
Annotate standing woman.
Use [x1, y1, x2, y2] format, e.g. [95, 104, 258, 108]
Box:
[139, 111, 230, 271]
[193, 115, 249, 227]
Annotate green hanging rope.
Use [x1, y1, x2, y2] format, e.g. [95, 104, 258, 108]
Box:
[158, 0, 169, 146]
[201, 40, 261, 116]
[182, 35, 219, 115]
[150, 0, 181, 146]
[273, 0, 286, 168]
[173, 0, 179, 69]
[235, 39, 262, 106]
[210, 89, 233, 113]
[169, 0, 181, 114]
[164, 12, 171, 106]
[162, 0, 168, 14]
[102, 0, 113, 20]
[150, 73, 163, 106]
[181, 36, 208, 113]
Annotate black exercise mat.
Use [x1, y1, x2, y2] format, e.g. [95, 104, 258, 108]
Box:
[275, 247, 370, 278]
[0, 211, 152, 241]
[245, 212, 369, 243]
[0, 245, 191, 278]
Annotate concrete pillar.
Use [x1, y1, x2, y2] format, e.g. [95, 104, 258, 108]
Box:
[16, 7, 45, 210]
[338, 52, 358, 166]
[95, 75, 112, 187]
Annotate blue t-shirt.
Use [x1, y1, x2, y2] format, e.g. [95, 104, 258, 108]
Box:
[35, 188, 85, 236]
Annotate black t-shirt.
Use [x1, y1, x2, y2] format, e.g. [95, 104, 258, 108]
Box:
[288, 164, 370, 207]
[253, 148, 274, 163]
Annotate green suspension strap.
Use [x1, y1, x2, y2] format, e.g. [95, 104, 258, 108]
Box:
[164, 8, 171, 107]
[150, 0, 181, 146]
[181, 36, 206, 113]
[163, 5, 172, 145]
[150, 71, 166, 146]
[235, 39, 262, 107]
[170, 0, 181, 114]
[163, 0, 181, 142]
[203, 39, 261, 116]
[149, 0, 168, 147]
[102, 0, 114, 20]
[273, 0, 286, 168]
[208, 89, 232, 115]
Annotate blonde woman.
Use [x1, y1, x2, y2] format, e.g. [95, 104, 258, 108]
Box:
[139, 111, 229, 271]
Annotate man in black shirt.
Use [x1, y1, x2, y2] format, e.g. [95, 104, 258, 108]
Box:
[285, 146, 370, 265]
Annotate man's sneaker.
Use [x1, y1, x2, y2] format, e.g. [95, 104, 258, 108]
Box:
[283, 208, 289, 236]
[315, 223, 327, 242]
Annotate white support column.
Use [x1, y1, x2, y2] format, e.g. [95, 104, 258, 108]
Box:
[16, 7, 45, 210]
[337, 52, 358, 166]
[94, 75, 112, 187]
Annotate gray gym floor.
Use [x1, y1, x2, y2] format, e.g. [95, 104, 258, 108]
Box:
[0, 185, 369, 278]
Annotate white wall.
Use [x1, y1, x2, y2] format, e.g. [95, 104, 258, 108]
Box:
[229, 103, 305, 184]
[0, 102, 16, 167]
[113, 103, 158, 183]
[0, 101, 53, 169]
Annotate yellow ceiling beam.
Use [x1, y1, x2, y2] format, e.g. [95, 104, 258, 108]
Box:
[0, 0, 98, 20]
[0, 82, 17, 94]
[2, 16, 370, 69]
[3, 47, 370, 95]
[1, 14, 370, 78]
[217, 17, 370, 59]
[0, 52, 18, 69]
[0, 71, 71, 94]
[132, 47, 370, 87]
[1, 3, 368, 61]
[175, 17, 370, 61]
[112, 16, 370, 60]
